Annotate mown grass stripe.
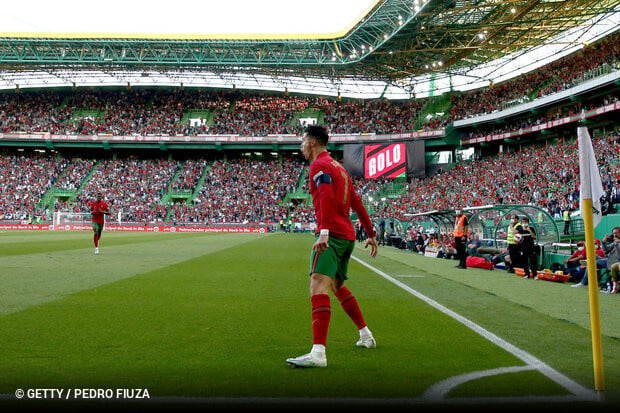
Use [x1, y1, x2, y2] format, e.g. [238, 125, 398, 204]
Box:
[0, 232, 265, 315]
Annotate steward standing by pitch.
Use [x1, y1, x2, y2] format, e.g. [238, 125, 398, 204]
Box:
[520, 216, 538, 278]
[453, 209, 469, 269]
[286, 125, 378, 368]
[506, 214, 524, 273]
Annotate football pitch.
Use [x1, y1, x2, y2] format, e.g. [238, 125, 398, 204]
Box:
[0, 230, 619, 411]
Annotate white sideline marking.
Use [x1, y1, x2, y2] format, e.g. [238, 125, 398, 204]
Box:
[351, 255, 598, 402]
[0, 254, 599, 406]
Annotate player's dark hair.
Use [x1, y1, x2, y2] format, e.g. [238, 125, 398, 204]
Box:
[304, 125, 329, 146]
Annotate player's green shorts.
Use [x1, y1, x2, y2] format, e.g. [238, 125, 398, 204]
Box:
[92, 222, 104, 232]
[309, 235, 355, 280]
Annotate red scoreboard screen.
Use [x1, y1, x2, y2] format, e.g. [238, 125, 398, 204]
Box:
[364, 143, 406, 179]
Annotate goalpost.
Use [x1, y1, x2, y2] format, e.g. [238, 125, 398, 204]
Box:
[53, 210, 127, 226]
[53, 211, 93, 226]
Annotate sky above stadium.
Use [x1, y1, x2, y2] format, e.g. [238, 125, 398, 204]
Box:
[0, 0, 379, 39]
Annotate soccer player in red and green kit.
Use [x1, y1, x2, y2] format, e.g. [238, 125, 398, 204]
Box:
[90, 193, 110, 254]
[286, 125, 378, 368]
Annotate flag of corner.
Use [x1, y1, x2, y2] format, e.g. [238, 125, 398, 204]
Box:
[578, 126, 605, 228]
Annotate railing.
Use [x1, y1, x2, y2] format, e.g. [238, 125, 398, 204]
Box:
[168, 190, 193, 198]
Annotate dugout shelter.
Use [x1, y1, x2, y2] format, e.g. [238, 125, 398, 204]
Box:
[404, 204, 559, 249]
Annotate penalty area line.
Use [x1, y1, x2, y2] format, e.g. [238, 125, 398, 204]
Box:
[351, 255, 597, 402]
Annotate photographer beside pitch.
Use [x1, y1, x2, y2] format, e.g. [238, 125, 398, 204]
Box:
[286, 125, 378, 368]
[90, 192, 110, 254]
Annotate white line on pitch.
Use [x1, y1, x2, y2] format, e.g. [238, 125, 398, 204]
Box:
[351, 255, 598, 402]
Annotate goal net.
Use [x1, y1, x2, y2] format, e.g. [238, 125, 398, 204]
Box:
[53, 211, 92, 226]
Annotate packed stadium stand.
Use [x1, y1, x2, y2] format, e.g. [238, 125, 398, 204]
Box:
[0, 29, 618, 237]
[3, 3, 620, 411]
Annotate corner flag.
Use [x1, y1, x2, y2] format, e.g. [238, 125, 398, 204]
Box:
[577, 125, 605, 397]
[578, 126, 604, 228]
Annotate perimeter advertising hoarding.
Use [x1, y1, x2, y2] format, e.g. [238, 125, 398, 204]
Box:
[0, 224, 268, 233]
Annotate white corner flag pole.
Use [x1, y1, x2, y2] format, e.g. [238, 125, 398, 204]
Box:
[577, 126, 605, 398]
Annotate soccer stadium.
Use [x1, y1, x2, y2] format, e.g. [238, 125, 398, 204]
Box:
[1, 0, 619, 411]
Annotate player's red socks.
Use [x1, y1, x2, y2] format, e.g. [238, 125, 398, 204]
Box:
[311, 294, 331, 346]
[94, 234, 99, 247]
[311, 289, 366, 347]
[334, 286, 367, 329]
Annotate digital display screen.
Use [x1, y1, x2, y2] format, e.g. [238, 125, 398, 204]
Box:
[364, 143, 406, 179]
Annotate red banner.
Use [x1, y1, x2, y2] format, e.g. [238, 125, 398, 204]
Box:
[0, 223, 268, 233]
[461, 101, 620, 145]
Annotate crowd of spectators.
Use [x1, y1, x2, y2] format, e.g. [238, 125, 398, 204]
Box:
[0, 153, 66, 220]
[365, 132, 620, 223]
[321, 98, 425, 134]
[449, 31, 619, 120]
[75, 157, 180, 223]
[208, 95, 311, 136]
[466, 94, 619, 142]
[54, 158, 96, 191]
[169, 158, 208, 192]
[0, 130, 618, 229]
[167, 158, 303, 224]
[0, 31, 616, 138]
[0, 152, 304, 225]
[281, 131, 619, 237]
[0, 30, 618, 226]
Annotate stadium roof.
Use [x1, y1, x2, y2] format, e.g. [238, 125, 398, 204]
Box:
[0, 0, 618, 98]
[0, 0, 379, 39]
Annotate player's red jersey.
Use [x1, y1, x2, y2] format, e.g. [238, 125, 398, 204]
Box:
[309, 151, 376, 241]
[90, 200, 109, 224]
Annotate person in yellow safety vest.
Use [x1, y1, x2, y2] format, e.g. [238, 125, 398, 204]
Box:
[506, 214, 524, 273]
[537, 210, 546, 236]
[563, 208, 571, 235]
[453, 209, 469, 269]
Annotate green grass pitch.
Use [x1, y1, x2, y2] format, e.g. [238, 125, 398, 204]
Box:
[0, 230, 619, 410]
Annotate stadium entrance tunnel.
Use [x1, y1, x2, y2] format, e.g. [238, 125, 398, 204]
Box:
[403, 204, 559, 250]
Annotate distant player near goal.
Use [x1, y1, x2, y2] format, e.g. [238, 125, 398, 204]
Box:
[90, 193, 110, 254]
